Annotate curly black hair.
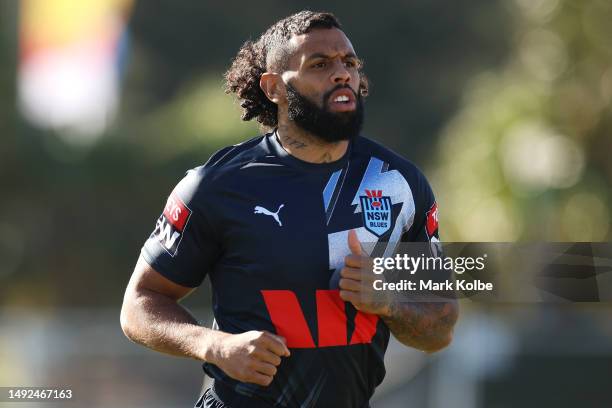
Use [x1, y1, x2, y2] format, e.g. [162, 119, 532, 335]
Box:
[225, 10, 368, 128]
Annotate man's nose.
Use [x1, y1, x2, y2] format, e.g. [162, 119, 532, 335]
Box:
[331, 60, 351, 84]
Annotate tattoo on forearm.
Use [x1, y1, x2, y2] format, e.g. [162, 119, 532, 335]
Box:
[381, 300, 458, 352]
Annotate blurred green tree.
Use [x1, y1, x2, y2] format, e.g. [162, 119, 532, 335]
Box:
[433, 0, 611, 241]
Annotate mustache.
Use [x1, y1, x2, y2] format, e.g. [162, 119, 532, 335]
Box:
[323, 84, 359, 104]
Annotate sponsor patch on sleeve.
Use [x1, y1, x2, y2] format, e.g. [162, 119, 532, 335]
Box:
[151, 192, 192, 256]
[425, 202, 439, 238]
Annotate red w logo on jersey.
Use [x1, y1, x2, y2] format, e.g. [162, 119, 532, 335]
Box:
[261, 290, 379, 348]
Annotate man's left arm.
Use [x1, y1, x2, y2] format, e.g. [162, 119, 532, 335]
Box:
[339, 230, 458, 353]
[378, 296, 458, 353]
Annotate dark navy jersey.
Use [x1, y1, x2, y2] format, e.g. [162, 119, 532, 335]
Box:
[141, 132, 440, 408]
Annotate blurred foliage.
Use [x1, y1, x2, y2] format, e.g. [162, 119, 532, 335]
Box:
[0, 0, 609, 308]
[433, 0, 612, 241]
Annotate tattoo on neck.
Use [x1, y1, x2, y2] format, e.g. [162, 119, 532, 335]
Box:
[278, 127, 308, 149]
[285, 136, 307, 149]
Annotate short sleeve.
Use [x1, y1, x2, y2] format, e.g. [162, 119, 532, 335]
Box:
[403, 171, 440, 244]
[140, 170, 221, 287]
[401, 171, 449, 290]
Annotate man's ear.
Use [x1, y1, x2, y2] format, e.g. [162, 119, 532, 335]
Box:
[260, 73, 285, 104]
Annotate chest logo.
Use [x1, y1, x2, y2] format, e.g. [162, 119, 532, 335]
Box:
[254, 204, 285, 226]
[360, 189, 392, 237]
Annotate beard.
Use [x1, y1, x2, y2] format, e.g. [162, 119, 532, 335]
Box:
[285, 82, 364, 143]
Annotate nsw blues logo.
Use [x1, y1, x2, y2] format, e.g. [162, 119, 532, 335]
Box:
[360, 189, 393, 237]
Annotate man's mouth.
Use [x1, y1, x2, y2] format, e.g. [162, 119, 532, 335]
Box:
[328, 88, 357, 112]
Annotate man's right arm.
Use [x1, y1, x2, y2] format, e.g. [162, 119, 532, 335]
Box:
[120, 256, 290, 386]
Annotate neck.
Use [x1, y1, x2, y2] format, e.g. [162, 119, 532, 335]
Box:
[275, 121, 349, 164]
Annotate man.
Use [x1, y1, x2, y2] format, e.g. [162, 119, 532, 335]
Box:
[121, 10, 458, 408]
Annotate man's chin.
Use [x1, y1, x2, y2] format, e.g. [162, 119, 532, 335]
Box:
[331, 111, 358, 121]
[285, 84, 363, 143]
[296, 112, 362, 143]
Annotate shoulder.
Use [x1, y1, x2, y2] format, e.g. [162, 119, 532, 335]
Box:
[171, 134, 268, 205]
[182, 133, 267, 183]
[353, 135, 431, 188]
[195, 134, 268, 178]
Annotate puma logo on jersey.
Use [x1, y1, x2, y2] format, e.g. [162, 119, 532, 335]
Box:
[254, 204, 284, 226]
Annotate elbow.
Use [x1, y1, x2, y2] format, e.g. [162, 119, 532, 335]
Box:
[120, 297, 139, 342]
[423, 301, 459, 354]
[119, 304, 132, 340]
[422, 330, 454, 354]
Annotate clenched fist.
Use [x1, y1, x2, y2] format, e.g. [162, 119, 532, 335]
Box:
[207, 330, 290, 387]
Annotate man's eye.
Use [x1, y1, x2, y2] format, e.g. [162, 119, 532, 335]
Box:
[313, 62, 326, 68]
[345, 61, 356, 68]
